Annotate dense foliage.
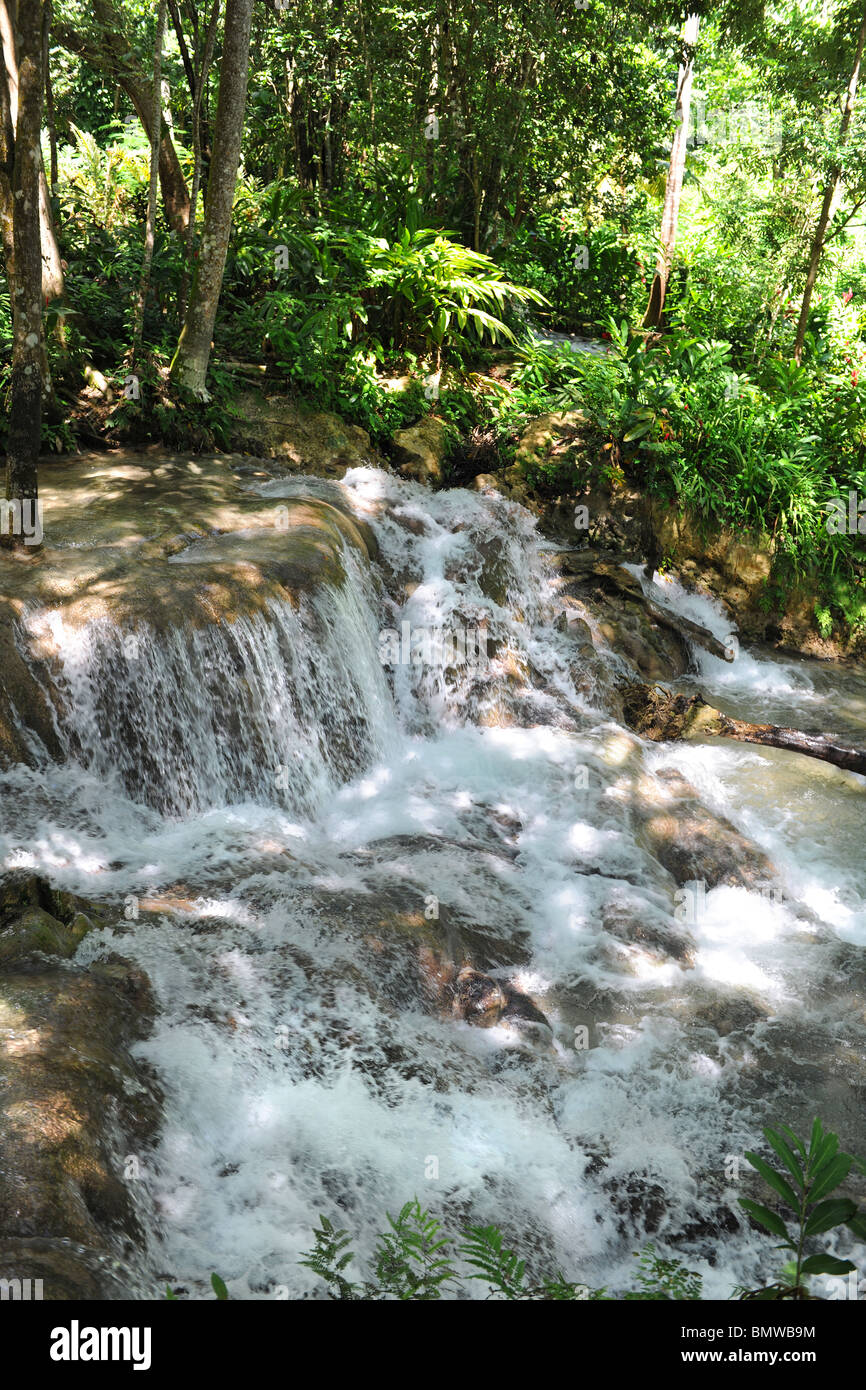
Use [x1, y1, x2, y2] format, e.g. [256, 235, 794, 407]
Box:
[3, 0, 866, 631]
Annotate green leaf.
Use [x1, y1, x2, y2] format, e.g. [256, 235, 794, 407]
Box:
[764, 1127, 805, 1187]
[808, 1131, 839, 1178]
[804, 1198, 858, 1236]
[739, 1198, 790, 1241]
[808, 1154, 852, 1204]
[800, 1254, 856, 1276]
[744, 1152, 799, 1211]
[210, 1272, 229, 1300]
[779, 1124, 808, 1160]
[845, 1211, 866, 1239]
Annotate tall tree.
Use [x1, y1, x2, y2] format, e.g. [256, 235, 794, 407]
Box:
[170, 0, 253, 396]
[131, 0, 166, 361]
[54, 0, 191, 234]
[643, 11, 700, 329]
[1, 0, 46, 545]
[179, 0, 220, 321]
[0, 0, 62, 303]
[793, 3, 866, 363]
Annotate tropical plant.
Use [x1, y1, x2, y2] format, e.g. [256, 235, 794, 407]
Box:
[364, 228, 547, 364]
[738, 1117, 866, 1300]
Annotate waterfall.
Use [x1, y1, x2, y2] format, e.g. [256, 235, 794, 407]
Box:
[2, 465, 865, 1300]
[25, 552, 395, 817]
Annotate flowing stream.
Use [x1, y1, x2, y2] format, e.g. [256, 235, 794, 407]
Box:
[2, 466, 865, 1299]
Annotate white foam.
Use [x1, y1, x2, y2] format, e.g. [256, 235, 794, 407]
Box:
[1, 469, 864, 1298]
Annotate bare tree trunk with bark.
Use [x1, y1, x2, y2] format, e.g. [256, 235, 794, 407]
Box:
[131, 0, 166, 362]
[0, 0, 63, 304]
[793, 4, 866, 364]
[170, 0, 253, 397]
[643, 12, 699, 329]
[2, 0, 46, 550]
[623, 682, 866, 777]
[179, 0, 220, 323]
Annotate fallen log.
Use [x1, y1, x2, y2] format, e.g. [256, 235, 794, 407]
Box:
[622, 682, 866, 777]
[642, 592, 736, 663]
[592, 562, 736, 662]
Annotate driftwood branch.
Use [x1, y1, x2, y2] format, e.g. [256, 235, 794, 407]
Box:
[591, 562, 736, 662]
[623, 682, 866, 777]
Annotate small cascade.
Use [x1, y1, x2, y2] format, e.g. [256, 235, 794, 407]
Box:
[25, 554, 395, 817]
[1, 465, 864, 1301]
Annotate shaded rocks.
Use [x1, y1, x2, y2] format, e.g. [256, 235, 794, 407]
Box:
[232, 392, 376, 475]
[0, 1237, 143, 1300]
[0, 872, 108, 968]
[650, 501, 772, 641]
[633, 768, 776, 891]
[0, 873, 160, 1298]
[508, 409, 589, 482]
[391, 416, 449, 484]
[419, 952, 551, 1041]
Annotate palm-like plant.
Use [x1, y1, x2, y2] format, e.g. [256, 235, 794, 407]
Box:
[366, 227, 547, 365]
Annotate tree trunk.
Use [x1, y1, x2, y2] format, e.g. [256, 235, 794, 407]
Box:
[167, 0, 196, 105]
[2, 0, 46, 549]
[55, 5, 191, 234]
[643, 11, 700, 329]
[44, 18, 56, 187]
[793, 4, 866, 364]
[131, 0, 166, 362]
[0, 0, 63, 303]
[179, 0, 220, 323]
[170, 0, 253, 397]
[119, 72, 190, 237]
[623, 683, 866, 777]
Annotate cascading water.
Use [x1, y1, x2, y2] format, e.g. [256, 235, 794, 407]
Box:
[26, 554, 394, 817]
[2, 465, 865, 1299]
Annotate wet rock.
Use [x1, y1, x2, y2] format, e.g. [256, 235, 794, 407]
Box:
[0, 873, 160, 1296]
[473, 535, 513, 606]
[416, 947, 551, 1038]
[232, 392, 377, 475]
[450, 965, 552, 1037]
[0, 872, 109, 968]
[451, 966, 507, 1024]
[604, 1172, 668, 1238]
[689, 994, 772, 1037]
[555, 609, 595, 651]
[0, 1237, 144, 1300]
[596, 602, 688, 681]
[602, 900, 695, 967]
[0, 963, 159, 1247]
[392, 417, 449, 485]
[499, 987, 554, 1035]
[0, 611, 62, 767]
[0, 906, 92, 970]
[650, 501, 772, 640]
[631, 769, 776, 891]
[0, 453, 381, 759]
